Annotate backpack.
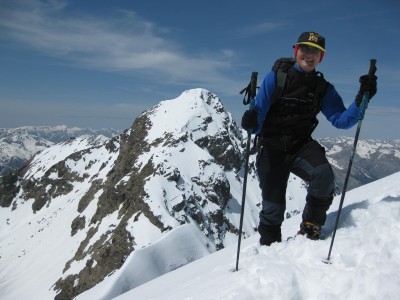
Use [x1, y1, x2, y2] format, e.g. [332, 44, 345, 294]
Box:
[270, 57, 328, 115]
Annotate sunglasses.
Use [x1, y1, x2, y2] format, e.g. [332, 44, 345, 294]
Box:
[299, 44, 321, 55]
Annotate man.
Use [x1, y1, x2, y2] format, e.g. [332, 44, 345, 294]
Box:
[241, 31, 377, 246]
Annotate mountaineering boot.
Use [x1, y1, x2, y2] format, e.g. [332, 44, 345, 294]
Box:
[298, 221, 321, 240]
[258, 223, 282, 246]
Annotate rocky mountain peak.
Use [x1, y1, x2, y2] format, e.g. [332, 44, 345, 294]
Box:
[51, 88, 257, 298]
[0, 89, 263, 299]
[143, 88, 243, 170]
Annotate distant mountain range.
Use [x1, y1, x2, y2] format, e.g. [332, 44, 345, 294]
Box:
[0, 90, 399, 299]
[318, 137, 400, 191]
[1, 125, 398, 191]
[0, 125, 119, 176]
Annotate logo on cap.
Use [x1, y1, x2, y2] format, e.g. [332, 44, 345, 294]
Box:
[308, 32, 320, 43]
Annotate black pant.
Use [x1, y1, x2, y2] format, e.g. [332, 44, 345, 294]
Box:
[257, 139, 335, 230]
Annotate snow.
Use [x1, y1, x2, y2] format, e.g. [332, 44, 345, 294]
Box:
[0, 136, 119, 299]
[89, 172, 399, 300]
[145, 89, 223, 143]
[76, 223, 216, 300]
[126, 212, 163, 248]
[1, 89, 399, 300]
[24, 137, 102, 179]
[0, 190, 89, 299]
[0, 126, 117, 175]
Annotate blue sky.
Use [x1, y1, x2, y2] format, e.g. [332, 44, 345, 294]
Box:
[0, 0, 399, 139]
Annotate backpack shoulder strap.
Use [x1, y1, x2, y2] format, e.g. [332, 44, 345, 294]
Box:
[271, 57, 296, 104]
[313, 71, 329, 113]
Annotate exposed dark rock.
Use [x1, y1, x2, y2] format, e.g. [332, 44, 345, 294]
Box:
[55, 226, 133, 300]
[0, 172, 20, 207]
[53, 113, 166, 299]
[195, 133, 242, 171]
[21, 159, 77, 212]
[77, 179, 103, 213]
[71, 216, 86, 236]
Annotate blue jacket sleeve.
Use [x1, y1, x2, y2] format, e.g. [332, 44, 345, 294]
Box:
[253, 71, 276, 134]
[321, 84, 361, 129]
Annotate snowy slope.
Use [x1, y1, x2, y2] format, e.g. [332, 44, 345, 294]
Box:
[1, 88, 399, 300]
[0, 136, 121, 299]
[111, 172, 400, 300]
[1, 89, 270, 299]
[77, 223, 216, 300]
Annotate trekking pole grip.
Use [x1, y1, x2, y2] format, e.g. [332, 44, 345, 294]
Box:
[359, 59, 377, 116]
[368, 59, 377, 78]
[250, 72, 258, 99]
[240, 71, 258, 106]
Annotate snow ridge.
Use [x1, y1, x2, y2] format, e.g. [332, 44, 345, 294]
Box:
[115, 172, 400, 300]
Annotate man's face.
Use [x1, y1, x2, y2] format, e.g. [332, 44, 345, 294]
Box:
[296, 44, 322, 72]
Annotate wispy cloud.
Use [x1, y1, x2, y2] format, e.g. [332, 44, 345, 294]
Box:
[0, 0, 239, 90]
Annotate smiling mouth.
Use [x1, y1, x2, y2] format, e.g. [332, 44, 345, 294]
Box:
[302, 58, 314, 64]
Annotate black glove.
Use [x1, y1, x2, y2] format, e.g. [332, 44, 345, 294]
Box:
[356, 74, 377, 106]
[241, 108, 258, 133]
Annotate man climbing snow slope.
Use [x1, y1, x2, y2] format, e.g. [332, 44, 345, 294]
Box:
[241, 31, 377, 246]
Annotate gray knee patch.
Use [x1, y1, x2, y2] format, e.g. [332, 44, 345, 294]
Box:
[308, 163, 335, 199]
[259, 201, 286, 226]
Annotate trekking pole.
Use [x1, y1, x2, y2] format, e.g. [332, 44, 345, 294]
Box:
[324, 59, 377, 264]
[235, 71, 258, 271]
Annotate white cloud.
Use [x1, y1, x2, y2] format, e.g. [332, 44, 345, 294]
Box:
[0, 0, 237, 88]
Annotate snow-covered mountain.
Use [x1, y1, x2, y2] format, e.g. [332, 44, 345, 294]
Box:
[319, 137, 400, 190]
[98, 172, 400, 300]
[2, 126, 398, 191]
[0, 89, 267, 299]
[0, 89, 399, 300]
[0, 125, 119, 176]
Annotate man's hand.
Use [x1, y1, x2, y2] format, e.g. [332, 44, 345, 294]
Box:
[241, 108, 258, 133]
[356, 74, 377, 106]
